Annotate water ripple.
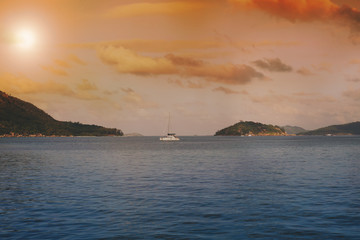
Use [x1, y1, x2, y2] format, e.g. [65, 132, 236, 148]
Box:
[1, 136, 360, 239]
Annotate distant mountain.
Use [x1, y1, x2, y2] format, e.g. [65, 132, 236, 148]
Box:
[282, 125, 307, 134]
[123, 133, 143, 137]
[0, 91, 123, 137]
[299, 122, 360, 135]
[215, 121, 286, 136]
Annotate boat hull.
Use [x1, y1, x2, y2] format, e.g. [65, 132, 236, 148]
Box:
[160, 136, 180, 141]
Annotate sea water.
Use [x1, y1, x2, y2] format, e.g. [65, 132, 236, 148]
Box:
[0, 136, 359, 239]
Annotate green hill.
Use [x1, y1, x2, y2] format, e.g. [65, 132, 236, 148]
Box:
[215, 121, 286, 136]
[282, 125, 307, 134]
[299, 122, 360, 135]
[0, 91, 123, 137]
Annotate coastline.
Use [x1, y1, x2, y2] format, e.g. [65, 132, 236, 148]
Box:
[0, 132, 121, 138]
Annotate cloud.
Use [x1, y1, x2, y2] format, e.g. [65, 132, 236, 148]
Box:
[0, 73, 74, 96]
[165, 54, 265, 84]
[56, 55, 87, 68]
[293, 92, 318, 97]
[167, 79, 208, 89]
[337, 4, 360, 33]
[41, 65, 68, 76]
[68, 54, 87, 65]
[103, 90, 118, 95]
[231, 0, 338, 21]
[213, 86, 246, 94]
[312, 62, 332, 72]
[105, 1, 208, 18]
[54, 59, 70, 68]
[63, 39, 222, 53]
[0, 73, 104, 101]
[347, 77, 360, 82]
[74, 92, 102, 101]
[165, 53, 204, 67]
[252, 58, 292, 72]
[63, 39, 298, 55]
[77, 79, 98, 91]
[229, 0, 360, 37]
[343, 88, 360, 101]
[40, 55, 86, 77]
[297, 67, 315, 76]
[98, 46, 265, 85]
[98, 46, 176, 75]
[187, 63, 265, 84]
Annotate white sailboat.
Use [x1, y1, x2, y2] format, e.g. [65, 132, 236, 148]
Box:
[160, 113, 180, 141]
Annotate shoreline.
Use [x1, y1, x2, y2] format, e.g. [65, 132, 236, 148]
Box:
[0, 133, 122, 138]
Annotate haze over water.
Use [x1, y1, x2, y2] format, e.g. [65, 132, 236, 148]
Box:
[1, 136, 360, 239]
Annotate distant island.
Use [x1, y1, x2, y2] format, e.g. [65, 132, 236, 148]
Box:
[215, 120, 360, 136]
[123, 133, 143, 137]
[215, 121, 286, 136]
[299, 122, 360, 135]
[2, 89, 359, 138]
[0, 91, 123, 137]
[282, 125, 307, 135]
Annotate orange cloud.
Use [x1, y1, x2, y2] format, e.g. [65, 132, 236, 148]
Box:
[68, 54, 87, 65]
[40, 55, 86, 77]
[55, 55, 87, 68]
[0, 73, 74, 96]
[55, 59, 71, 68]
[247, 0, 337, 21]
[213, 86, 242, 94]
[98, 46, 176, 75]
[343, 88, 360, 101]
[63, 39, 222, 53]
[347, 77, 360, 82]
[77, 79, 97, 91]
[312, 62, 332, 72]
[105, 1, 208, 18]
[187, 63, 265, 85]
[230, 0, 360, 34]
[98, 46, 265, 85]
[63, 39, 298, 55]
[297, 67, 315, 76]
[165, 53, 204, 67]
[0, 73, 106, 102]
[253, 58, 292, 72]
[167, 79, 208, 89]
[41, 65, 68, 76]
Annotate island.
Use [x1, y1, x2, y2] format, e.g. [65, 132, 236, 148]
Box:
[0, 91, 123, 137]
[282, 125, 307, 135]
[299, 122, 360, 135]
[215, 121, 286, 136]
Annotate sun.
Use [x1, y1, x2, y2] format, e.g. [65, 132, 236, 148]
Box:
[15, 29, 36, 49]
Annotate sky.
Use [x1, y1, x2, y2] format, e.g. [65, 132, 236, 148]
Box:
[1, 0, 360, 135]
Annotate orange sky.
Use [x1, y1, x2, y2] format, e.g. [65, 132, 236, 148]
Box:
[1, 0, 360, 135]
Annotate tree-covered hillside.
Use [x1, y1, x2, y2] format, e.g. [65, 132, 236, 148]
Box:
[0, 91, 123, 136]
[282, 125, 307, 134]
[215, 121, 286, 136]
[299, 122, 360, 135]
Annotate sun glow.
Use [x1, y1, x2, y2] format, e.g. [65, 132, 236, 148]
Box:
[16, 29, 36, 49]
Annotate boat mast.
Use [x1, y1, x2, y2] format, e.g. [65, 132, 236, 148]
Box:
[167, 112, 170, 134]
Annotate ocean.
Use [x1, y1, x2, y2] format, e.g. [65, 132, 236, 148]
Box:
[1, 136, 359, 239]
